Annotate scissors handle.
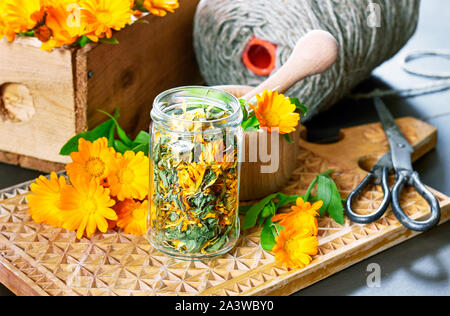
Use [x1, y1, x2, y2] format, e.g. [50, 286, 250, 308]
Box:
[346, 167, 391, 224]
[391, 170, 441, 232]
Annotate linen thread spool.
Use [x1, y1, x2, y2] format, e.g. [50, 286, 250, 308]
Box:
[194, 0, 421, 120]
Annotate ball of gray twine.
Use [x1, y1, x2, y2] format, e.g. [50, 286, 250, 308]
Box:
[193, 0, 421, 120]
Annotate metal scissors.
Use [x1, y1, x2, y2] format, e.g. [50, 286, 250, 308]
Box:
[346, 97, 441, 232]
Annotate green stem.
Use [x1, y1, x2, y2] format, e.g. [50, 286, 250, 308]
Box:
[304, 178, 318, 202]
[304, 170, 334, 202]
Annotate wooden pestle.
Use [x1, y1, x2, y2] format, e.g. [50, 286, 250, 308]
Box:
[242, 30, 339, 102]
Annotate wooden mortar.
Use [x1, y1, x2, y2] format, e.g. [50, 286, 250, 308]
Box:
[216, 30, 339, 201]
[217, 85, 300, 201]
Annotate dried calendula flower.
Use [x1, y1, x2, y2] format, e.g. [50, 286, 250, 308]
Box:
[150, 104, 240, 256]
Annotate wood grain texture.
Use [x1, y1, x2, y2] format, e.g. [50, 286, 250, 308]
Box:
[242, 30, 339, 101]
[0, 151, 65, 173]
[0, 38, 75, 165]
[216, 85, 299, 201]
[0, 118, 447, 296]
[0, 0, 202, 171]
[240, 126, 299, 201]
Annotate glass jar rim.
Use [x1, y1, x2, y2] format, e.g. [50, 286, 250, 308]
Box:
[151, 86, 242, 131]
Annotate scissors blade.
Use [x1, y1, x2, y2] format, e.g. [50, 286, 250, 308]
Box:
[371, 152, 394, 179]
[373, 152, 394, 170]
[374, 98, 414, 171]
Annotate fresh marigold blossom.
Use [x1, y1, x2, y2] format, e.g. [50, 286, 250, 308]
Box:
[272, 197, 322, 235]
[79, 0, 133, 41]
[60, 176, 117, 239]
[272, 228, 319, 269]
[0, 10, 8, 41]
[2, 0, 45, 41]
[291, 197, 322, 215]
[40, 0, 87, 51]
[143, 0, 179, 17]
[250, 90, 300, 135]
[27, 172, 67, 228]
[115, 199, 149, 235]
[66, 137, 118, 185]
[108, 151, 149, 201]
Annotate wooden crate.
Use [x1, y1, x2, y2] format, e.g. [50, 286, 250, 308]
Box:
[0, 0, 202, 172]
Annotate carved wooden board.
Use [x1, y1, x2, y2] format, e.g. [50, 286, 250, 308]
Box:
[0, 117, 448, 296]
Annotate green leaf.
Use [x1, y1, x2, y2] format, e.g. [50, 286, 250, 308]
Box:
[275, 194, 302, 209]
[260, 219, 277, 252]
[304, 177, 318, 202]
[131, 143, 149, 156]
[113, 139, 130, 154]
[133, 131, 150, 146]
[304, 170, 334, 201]
[78, 35, 91, 47]
[328, 181, 345, 226]
[274, 223, 285, 233]
[18, 31, 35, 37]
[99, 37, 119, 44]
[107, 120, 116, 148]
[98, 110, 133, 146]
[261, 200, 276, 218]
[300, 169, 345, 225]
[290, 97, 309, 116]
[241, 115, 260, 131]
[59, 120, 114, 155]
[258, 215, 266, 227]
[317, 176, 333, 217]
[283, 134, 294, 144]
[242, 193, 278, 230]
[239, 205, 253, 216]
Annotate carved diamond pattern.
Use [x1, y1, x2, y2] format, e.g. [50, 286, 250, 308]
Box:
[0, 145, 444, 296]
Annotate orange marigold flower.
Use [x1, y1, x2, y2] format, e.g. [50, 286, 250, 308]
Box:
[291, 197, 322, 215]
[2, 0, 45, 41]
[272, 229, 318, 269]
[115, 199, 148, 235]
[27, 172, 67, 227]
[0, 2, 10, 41]
[40, 0, 87, 51]
[79, 0, 133, 42]
[34, 25, 52, 42]
[66, 137, 117, 184]
[108, 151, 149, 201]
[143, 0, 179, 17]
[272, 197, 322, 235]
[250, 90, 300, 135]
[60, 176, 117, 239]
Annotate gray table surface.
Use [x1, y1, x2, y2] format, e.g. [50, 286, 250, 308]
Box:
[1, 0, 449, 296]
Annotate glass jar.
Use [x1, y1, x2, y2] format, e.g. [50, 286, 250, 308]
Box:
[148, 86, 243, 260]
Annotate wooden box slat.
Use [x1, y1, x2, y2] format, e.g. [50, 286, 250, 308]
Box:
[0, 0, 202, 172]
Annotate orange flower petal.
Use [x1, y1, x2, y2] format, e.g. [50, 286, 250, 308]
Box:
[252, 90, 300, 134]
